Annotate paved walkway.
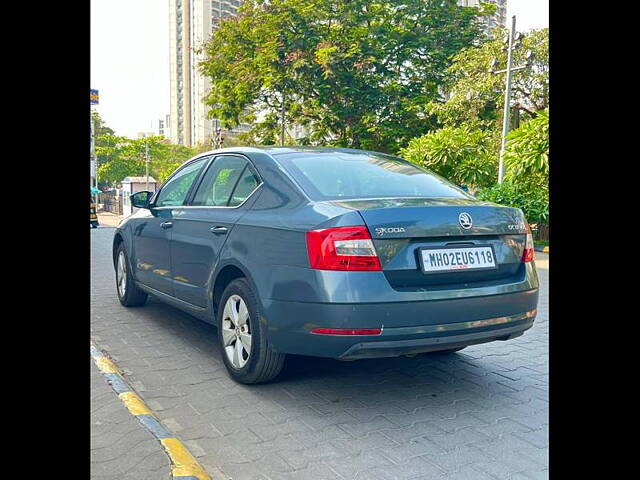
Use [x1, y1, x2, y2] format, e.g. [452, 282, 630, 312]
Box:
[91, 226, 548, 480]
[91, 358, 171, 480]
[97, 212, 124, 228]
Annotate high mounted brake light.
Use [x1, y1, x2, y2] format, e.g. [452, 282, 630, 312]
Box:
[306, 226, 382, 271]
[522, 223, 535, 262]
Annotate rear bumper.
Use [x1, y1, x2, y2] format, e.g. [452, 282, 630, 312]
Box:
[338, 313, 534, 359]
[263, 288, 538, 359]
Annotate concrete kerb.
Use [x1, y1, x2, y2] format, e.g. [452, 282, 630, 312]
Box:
[90, 342, 213, 480]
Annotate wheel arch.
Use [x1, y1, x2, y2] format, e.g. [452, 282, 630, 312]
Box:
[211, 261, 261, 315]
[112, 232, 124, 266]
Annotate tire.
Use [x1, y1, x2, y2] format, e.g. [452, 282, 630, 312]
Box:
[115, 243, 148, 307]
[217, 278, 285, 384]
[91, 222, 98, 228]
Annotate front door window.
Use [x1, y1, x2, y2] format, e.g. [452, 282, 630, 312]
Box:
[154, 157, 209, 207]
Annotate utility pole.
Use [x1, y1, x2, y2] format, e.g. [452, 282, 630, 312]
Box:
[90, 89, 99, 205]
[212, 118, 222, 149]
[498, 15, 516, 184]
[490, 15, 533, 184]
[145, 140, 150, 192]
[90, 111, 97, 206]
[281, 92, 286, 146]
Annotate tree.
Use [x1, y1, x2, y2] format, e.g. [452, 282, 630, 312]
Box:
[400, 28, 549, 194]
[426, 27, 549, 131]
[199, 0, 494, 153]
[151, 141, 197, 183]
[475, 110, 549, 234]
[97, 136, 197, 185]
[399, 125, 499, 192]
[97, 153, 144, 185]
[503, 108, 548, 183]
[92, 111, 115, 138]
[92, 114, 201, 186]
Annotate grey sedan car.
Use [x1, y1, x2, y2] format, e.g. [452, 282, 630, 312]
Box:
[113, 147, 539, 384]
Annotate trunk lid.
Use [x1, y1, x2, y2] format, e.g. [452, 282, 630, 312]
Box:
[329, 197, 529, 291]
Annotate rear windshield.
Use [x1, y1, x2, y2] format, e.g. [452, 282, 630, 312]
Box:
[276, 152, 470, 201]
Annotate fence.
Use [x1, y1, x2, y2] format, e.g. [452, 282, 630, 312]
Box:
[100, 192, 123, 216]
[531, 223, 549, 243]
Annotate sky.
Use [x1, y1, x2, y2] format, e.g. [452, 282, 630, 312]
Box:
[507, 0, 549, 33]
[90, 0, 549, 138]
[91, 0, 170, 138]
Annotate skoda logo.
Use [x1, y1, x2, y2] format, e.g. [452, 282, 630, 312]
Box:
[458, 212, 473, 229]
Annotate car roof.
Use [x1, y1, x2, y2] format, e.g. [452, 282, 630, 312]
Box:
[191, 146, 399, 159]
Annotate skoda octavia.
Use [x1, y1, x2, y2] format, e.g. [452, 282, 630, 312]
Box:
[113, 147, 539, 384]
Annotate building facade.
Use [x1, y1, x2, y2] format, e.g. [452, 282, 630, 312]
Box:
[169, 0, 243, 146]
[158, 114, 170, 137]
[459, 0, 507, 34]
[150, 115, 171, 138]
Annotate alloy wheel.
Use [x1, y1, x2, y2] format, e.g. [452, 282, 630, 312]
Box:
[117, 251, 127, 298]
[221, 294, 252, 368]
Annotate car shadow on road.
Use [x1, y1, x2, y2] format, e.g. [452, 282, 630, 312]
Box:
[138, 295, 526, 403]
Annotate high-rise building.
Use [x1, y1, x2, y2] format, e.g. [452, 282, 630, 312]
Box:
[169, 0, 243, 146]
[152, 114, 171, 138]
[459, 0, 507, 34]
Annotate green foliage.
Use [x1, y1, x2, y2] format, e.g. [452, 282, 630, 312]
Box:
[476, 181, 548, 225]
[98, 155, 145, 184]
[426, 27, 549, 130]
[93, 112, 127, 170]
[95, 117, 199, 184]
[406, 29, 549, 227]
[504, 108, 549, 182]
[199, 0, 493, 153]
[399, 125, 499, 191]
[151, 143, 198, 183]
[92, 111, 115, 137]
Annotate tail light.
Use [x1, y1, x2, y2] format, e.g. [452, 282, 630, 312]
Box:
[306, 226, 382, 271]
[522, 223, 534, 262]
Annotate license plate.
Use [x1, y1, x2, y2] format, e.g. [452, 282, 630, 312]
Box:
[419, 246, 496, 273]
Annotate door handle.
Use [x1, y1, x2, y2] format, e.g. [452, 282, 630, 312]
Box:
[160, 221, 173, 229]
[210, 226, 228, 235]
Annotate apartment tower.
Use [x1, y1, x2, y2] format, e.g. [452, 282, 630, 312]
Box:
[459, 0, 507, 34]
[169, 0, 242, 146]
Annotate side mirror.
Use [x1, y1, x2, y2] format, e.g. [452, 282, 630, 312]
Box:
[130, 191, 153, 209]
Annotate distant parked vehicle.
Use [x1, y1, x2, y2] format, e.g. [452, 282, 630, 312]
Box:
[112, 147, 539, 384]
[90, 195, 99, 229]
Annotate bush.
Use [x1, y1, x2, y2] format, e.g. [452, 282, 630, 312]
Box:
[504, 108, 549, 182]
[399, 125, 498, 192]
[476, 181, 548, 226]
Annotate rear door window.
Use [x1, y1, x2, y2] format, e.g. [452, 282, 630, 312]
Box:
[191, 155, 260, 207]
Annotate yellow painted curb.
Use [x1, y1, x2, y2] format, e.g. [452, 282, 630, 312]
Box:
[95, 356, 120, 374]
[118, 391, 153, 416]
[543, 246, 549, 253]
[92, 343, 214, 479]
[161, 437, 212, 480]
